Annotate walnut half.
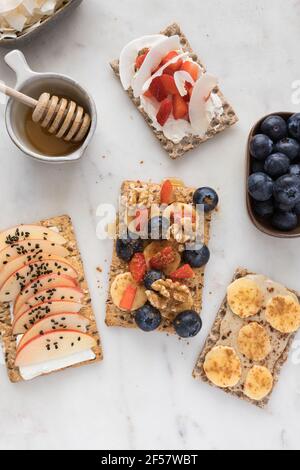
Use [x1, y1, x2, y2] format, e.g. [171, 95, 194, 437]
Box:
[146, 279, 193, 319]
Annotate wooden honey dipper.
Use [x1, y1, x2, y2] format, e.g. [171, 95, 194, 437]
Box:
[0, 83, 91, 142]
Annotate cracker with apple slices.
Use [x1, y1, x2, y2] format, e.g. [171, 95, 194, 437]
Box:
[0, 215, 102, 383]
[110, 23, 238, 159]
[193, 268, 300, 408]
[105, 180, 213, 333]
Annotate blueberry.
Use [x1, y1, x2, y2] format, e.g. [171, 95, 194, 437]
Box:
[144, 270, 164, 290]
[264, 153, 290, 178]
[250, 134, 273, 161]
[275, 201, 295, 212]
[271, 211, 298, 231]
[148, 216, 169, 240]
[193, 187, 219, 212]
[252, 199, 274, 218]
[251, 160, 265, 173]
[134, 303, 162, 332]
[289, 164, 300, 177]
[275, 138, 300, 162]
[173, 310, 202, 338]
[261, 115, 288, 141]
[288, 113, 300, 141]
[248, 172, 273, 201]
[273, 174, 300, 206]
[295, 202, 300, 216]
[116, 237, 143, 262]
[183, 244, 210, 268]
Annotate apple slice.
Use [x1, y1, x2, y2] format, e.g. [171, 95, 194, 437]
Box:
[0, 225, 66, 251]
[0, 257, 78, 303]
[14, 286, 84, 318]
[14, 274, 78, 314]
[17, 313, 90, 350]
[15, 330, 96, 367]
[0, 240, 69, 270]
[12, 300, 83, 335]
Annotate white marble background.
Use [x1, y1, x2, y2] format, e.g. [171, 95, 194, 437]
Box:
[0, 0, 299, 451]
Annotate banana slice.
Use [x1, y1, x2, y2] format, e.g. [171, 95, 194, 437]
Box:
[237, 322, 271, 361]
[265, 295, 300, 334]
[110, 273, 147, 312]
[143, 241, 181, 276]
[227, 277, 264, 319]
[244, 366, 273, 401]
[203, 346, 242, 388]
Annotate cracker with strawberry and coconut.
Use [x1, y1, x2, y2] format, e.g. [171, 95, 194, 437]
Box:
[111, 23, 238, 159]
[106, 179, 218, 337]
[0, 215, 102, 382]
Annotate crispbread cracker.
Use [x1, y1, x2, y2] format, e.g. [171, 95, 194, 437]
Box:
[0, 215, 103, 383]
[193, 268, 299, 408]
[110, 23, 238, 159]
[106, 180, 212, 333]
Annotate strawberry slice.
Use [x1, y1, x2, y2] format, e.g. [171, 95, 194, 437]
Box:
[173, 94, 188, 120]
[181, 61, 200, 81]
[156, 98, 172, 126]
[161, 50, 179, 66]
[150, 246, 176, 270]
[134, 208, 148, 232]
[161, 180, 175, 205]
[183, 82, 194, 102]
[119, 285, 137, 310]
[170, 264, 195, 280]
[149, 76, 168, 102]
[135, 49, 149, 70]
[129, 253, 147, 283]
[160, 74, 178, 95]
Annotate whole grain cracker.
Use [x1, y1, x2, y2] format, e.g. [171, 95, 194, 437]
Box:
[0, 215, 103, 383]
[110, 23, 238, 159]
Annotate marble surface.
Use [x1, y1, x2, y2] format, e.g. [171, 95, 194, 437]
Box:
[0, 0, 300, 451]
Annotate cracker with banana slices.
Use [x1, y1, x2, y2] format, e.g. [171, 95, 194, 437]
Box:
[193, 268, 300, 408]
[0, 215, 103, 383]
[110, 23, 238, 160]
[106, 180, 213, 334]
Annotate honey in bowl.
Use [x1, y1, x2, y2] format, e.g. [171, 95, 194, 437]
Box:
[24, 108, 82, 157]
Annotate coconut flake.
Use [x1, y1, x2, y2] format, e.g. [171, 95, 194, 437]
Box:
[189, 74, 218, 137]
[174, 70, 194, 96]
[0, 1, 22, 14]
[119, 34, 165, 91]
[142, 52, 189, 94]
[133, 34, 181, 98]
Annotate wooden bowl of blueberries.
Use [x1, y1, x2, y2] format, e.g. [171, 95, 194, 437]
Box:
[247, 112, 300, 238]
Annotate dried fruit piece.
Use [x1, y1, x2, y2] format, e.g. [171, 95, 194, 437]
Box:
[119, 284, 137, 311]
[144, 241, 181, 275]
[160, 179, 175, 205]
[156, 98, 172, 126]
[170, 264, 195, 280]
[150, 246, 176, 270]
[129, 253, 147, 283]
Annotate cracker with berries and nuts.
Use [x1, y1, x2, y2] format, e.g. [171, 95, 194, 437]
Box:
[106, 179, 218, 336]
[110, 23, 238, 160]
[193, 268, 300, 408]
